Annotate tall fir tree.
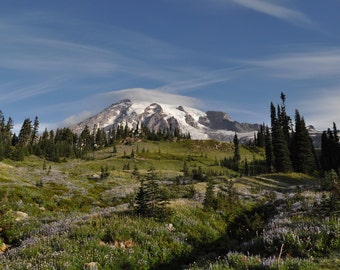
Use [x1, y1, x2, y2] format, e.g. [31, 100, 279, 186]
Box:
[233, 133, 241, 171]
[321, 123, 340, 174]
[272, 119, 293, 173]
[265, 126, 274, 173]
[18, 118, 32, 147]
[134, 180, 149, 216]
[203, 180, 216, 210]
[0, 112, 13, 160]
[278, 92, 291, 144]
[31, 116, 39, 146]
[270, 93, 293, 173]
[78, 125, 93, 158]
[134, 166, 169, 219]
[290, 110, 317, 174]
[95, 128, 107, 149]
[270, 102, 277, 128]
[256, 124, 265, 148]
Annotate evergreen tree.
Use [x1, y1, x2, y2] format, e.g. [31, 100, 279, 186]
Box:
[11, 133, 19, 146]
[39, 128, 52, 159]
[233, 133, 241, 161]
[270, 94, 294, 173]
[0, 112, 13, 159]
[203, 180, 216, 210]
[100, 165, 109, 179]
[132, 164, 140, 178]
[290, 110, 316, 173]
[144, 178, 162, 218]
[0, 113, 5, 160]
[11, 145, 25, 161]
[233, 133, 241, 171]
[135, 180, 149, 216]
[18, 118, 32, 147]
[265, 126, 274, 173]
[95, 128, 106, 149]
[192, 165, 204, 181]
[333, 122, 339, 142]
[78, 125, 93, 158]
[17, 118, 33, 156]
[270, 102, 277, 128]
[108, 127, 116, 145]
[244, 158, 249, 176]
[272, 120, 292, 173]
[134, 167, 169, 219]
[320, 123, 340, 174]
[278, 92, 291, 144]
[123, 122, 130, 138]
[256, 124, 265, 148]
[182, 161, 189, 177]
[130, 149, 135, 159]
[30, 116, 39, 146]
[115, 124, 124, 140]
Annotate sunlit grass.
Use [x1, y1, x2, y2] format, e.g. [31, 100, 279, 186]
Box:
[0, 140, 338, 269]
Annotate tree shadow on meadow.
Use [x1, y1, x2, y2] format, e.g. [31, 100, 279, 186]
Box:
[151, 203, 278, 270]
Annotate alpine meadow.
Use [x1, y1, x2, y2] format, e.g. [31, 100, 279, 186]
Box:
[0, 93, 339, 269]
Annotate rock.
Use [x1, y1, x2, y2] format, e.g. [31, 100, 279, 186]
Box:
[113, 239, 136, 249]
[166, 223, 175, 232]
[14, 211, 29, 221]
[0, 242, 10, 254]
[83, 262, 99, 270]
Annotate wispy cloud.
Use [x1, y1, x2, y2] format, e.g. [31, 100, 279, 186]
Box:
[157, 66, 249, 93]
[98, 88, 202, 108]
[0, 16, 229, 104]
[0, 29, 129, 76]
[61, 111, 94, 127]
[0, 77, 67, 103]
[244, 47, 340, 80]
[298, 87, 340, 130]
[231, 0, 315, 28]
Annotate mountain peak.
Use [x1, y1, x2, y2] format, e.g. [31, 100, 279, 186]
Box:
[112, 99, 132, 106]
[71, 99, 260, 141]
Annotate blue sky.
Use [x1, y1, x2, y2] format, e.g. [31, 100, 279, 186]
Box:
[1, 0, 340, 132]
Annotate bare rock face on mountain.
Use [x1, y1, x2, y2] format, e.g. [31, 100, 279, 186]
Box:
[141, 103, 182, 131]
[70, 99, 260, 141]
[177, 106, 198, 128]
[199, 111, 260, 133]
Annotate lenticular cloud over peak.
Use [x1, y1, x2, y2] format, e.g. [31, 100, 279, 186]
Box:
[100, 88, 202, 108]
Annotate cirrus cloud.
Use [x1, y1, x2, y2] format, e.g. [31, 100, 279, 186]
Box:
[231, 0, 316, 29]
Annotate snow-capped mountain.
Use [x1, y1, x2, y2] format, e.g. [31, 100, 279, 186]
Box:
[71, 99, 260, 141]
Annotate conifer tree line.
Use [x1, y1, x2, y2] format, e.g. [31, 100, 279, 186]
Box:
[256, 92, 318, 174]
[221, 92, 340, 177]
[320, 123, 340, 174]
[1, 92, 340, 177]
[253, 92, 340, 176]
[0, 111, 190, 162]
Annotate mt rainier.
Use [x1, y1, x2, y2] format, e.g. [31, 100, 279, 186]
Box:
[71, 99, 260, 141]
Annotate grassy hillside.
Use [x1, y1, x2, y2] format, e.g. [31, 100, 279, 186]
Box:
[0, 139, 339, 269]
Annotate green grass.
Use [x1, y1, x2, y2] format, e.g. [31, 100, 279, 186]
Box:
[0, 139, 338, 269]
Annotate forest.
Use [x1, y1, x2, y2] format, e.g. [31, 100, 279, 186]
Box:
[0, 93, 339, 269]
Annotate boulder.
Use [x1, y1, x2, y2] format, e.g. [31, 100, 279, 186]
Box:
[14, 211, 29, 221]
[166, 223, 175, 232]
[83, 262, 99, 270]
[0, 242, 10, 254]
